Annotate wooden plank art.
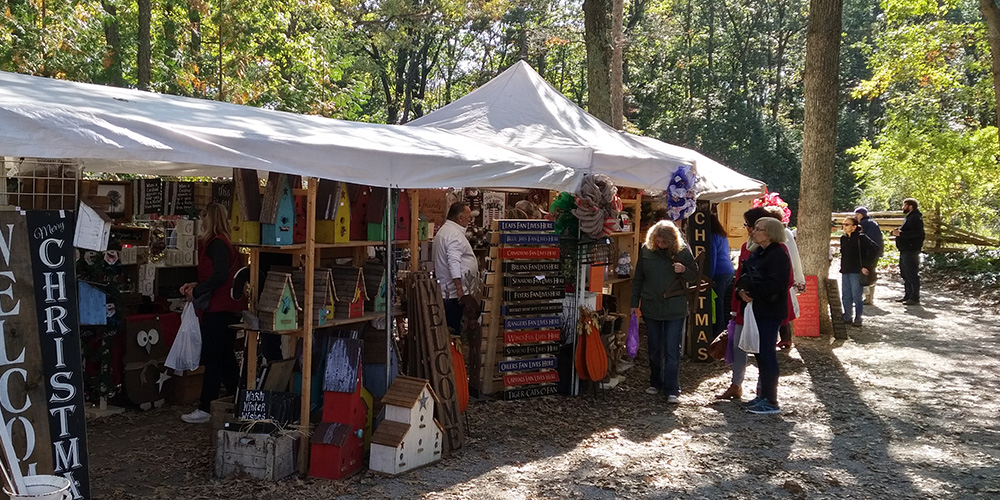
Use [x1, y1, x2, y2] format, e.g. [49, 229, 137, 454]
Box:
[496, 220, 554, 232]
[500, 247, 560, 260]
[503, 343, 560, 357]
[687, 203, 715, 362]
[503, 275, 565, 288]
[503, 289, 565, 301]
[503, 384, 558, 400]
[502, 261, 560, 274]
[499, 233, 561, 245]
[498, 357, 557, 372]
[503, 329, 561, 344]
[503, 371, 559, 386]
[503, 316, 561, 330]
[501, 302, 563, 316]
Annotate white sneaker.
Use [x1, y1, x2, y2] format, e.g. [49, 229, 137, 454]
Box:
[181, 409, 210, 424]
[645, 387, 659, 395]
[666, 395, 680, 404]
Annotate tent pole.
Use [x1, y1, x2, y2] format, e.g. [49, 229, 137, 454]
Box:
[385, 185, 396, 395]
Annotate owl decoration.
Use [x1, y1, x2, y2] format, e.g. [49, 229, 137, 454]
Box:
[124, 315, 172, 410]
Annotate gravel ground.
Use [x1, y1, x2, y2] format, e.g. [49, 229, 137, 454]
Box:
[88, 272, 1000, 499]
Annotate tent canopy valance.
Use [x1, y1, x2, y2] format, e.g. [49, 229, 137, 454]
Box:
[0, 70, 582, 192]
[409, 60, 765, 200]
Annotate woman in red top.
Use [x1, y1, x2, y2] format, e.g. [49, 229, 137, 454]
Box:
[180, 202, 247, 424]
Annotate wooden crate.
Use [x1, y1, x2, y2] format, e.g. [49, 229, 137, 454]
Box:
[169, 367, 204, 405]
[210, 396, 236, 440]
[215, 430, 296, 480]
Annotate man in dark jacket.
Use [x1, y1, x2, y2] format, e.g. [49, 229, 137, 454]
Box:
[855, 207, 884, 305]
[891, 198, 925, 305]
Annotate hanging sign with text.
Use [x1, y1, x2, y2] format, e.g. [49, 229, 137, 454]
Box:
[500, 247, 560, 260]
[499, 233, 560, 245]
[503, 329, 561, 344]
[502, 261, 560, 274]
[496, 220, 554, 232]
[501, 302, 563, 317]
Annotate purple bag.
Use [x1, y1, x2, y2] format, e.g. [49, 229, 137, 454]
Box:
[724, 319, 736, 365]
[626, 312, 640, 359]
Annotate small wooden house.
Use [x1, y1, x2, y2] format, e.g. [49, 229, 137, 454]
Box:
[311, 338, 367, 480]
[369, 375, 443, 475]
[362, 262, 385, 313]
[293, 195, 307, 244]
[257, 272, 300, 332]
[289, 267, 337, 327]
[230, 168, 261, 245]
[365, 188, 412, 242]
[350, 185, 371, 241]
[317, 182, 351, 244]
[261, 173, 295, 246]
[330, 266, 368, 319]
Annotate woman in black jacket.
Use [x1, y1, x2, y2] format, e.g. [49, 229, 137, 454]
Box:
[840, 217, 878, 327]
[734, 217, 791, 415]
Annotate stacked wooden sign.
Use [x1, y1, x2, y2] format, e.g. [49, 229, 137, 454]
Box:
[482, 220, 564, 400]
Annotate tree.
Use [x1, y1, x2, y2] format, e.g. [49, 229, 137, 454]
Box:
[584, 0, 613, 124]
[138, 0, 151, 90]
[798, 0, 842, 336]
[980, 0, 1000, 146]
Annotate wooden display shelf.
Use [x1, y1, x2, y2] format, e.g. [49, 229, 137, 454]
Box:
[235, 242, 306, 252]
[318, 309, 405, 328]
[315, 240, 409, 249]
[608, 231, 634, 237]
[229, 324, 303, 337]
[604, 276, 632, 286]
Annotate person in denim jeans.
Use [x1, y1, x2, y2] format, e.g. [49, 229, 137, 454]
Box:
[840, 217, 878, 327]
[631, 220, 699, 404]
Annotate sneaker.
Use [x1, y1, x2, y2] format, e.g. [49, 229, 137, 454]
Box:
[645, 387, 660, 395]
[741, 395, 765, 408]
[895, 297, 909, 303]
[666, 395, 680, 404]
[745, 400, 781, 415]
[902, 299, 920, 306]
[851, 319, 862, 327]
[181, 409, 210, 424]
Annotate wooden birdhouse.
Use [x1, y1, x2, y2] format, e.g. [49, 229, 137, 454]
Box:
[317, 181, 351, 244]
[261, 173, 295, 246]
[366, 187, 387, 242]
[369, 376, 443, 475]
[293, 195, 307, 244]
[330, 266, 368, 318]
[350, 185, 371, 241]
[363, 262, 385, 313]
[230, 168, 262, 245]
[395, 189, 411, 241]
[257, 272, 300, 332]
[311, 338, 367, 480]
[417, 214, 430, 241]
[289, 267, 337, 327]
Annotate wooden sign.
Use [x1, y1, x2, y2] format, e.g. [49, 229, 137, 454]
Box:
[211, 182, 234, 212]
[503, 384, 558, 400]
[504, 343, 560, 357]
[0, 211, 92, 499]
[503, 261, 560, 274]
[794, 275, 821, 337]
[504, 316, 561, 331]
[140, 178, 163, 214]
[504, 329, 561, 344]
[236, 389, 300, 425]
[497, 220, 554, 232]
[503, 289, 565, 301]
[688, 203, 714, 362]
[500, 247, 560, 260]
[503, 371, 559, 387]
[502, 303, 563, 316]
[499, 233, 560, 245]
[504, 275, 565, 288]
[172, 182, 195, 216]
[482, 191, 505, 228]
[498, 357, 557, 372]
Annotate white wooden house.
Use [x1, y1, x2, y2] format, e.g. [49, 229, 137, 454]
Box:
[369, 376, 443, 475]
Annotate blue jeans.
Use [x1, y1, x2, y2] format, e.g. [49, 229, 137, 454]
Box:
[841, 273, 864, 322]
[899, 251, 920, 300]
[645, 317, 685, 396]
[713, 273, 734, 335]
[754, 316, 782, 404]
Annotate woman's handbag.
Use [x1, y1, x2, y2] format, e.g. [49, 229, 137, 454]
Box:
[738, 303, 760, 353]
[708, 331, 727, 360]
[857, 235, 877, 286]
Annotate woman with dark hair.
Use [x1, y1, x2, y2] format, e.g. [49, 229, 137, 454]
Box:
[631, 220, 699, 404]
[840, 216, 877, 327]
[179, 202, 247, 424]
[710, 213, 734, 338]
[735, 217, 791, 414]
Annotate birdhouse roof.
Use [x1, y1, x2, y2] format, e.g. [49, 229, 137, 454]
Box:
[259, 172, 290, 224]
[370, 420, 409, 448]
[257, 272, 300, 313]
[381, 375, 438, 409]
[330, 266, 369, 302]
[310, 421, 351, 446]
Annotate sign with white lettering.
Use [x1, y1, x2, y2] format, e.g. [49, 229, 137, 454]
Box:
[503, 343, 560, 357]
[503, 329, 561, 344]
[503, 289, 565, 301]
[0, 211, 90, 499]
[502, 384, 558, 400]
[501, 302, 563, 316]
[499, 233, 560, 245]
[503, 316, 561, 331]
[503, 371, 559, 387]
[503, 275, 565, 288]
[496, 220, 554, 232]
[500, 247, 560, 260]
[502, 261, 560, 274]
[498, 357, 557, 372]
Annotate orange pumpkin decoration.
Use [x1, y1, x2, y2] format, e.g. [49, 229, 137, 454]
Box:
[451, 340, 469, 413]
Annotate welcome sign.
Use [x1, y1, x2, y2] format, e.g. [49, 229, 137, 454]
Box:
[0, 211, 89, 499]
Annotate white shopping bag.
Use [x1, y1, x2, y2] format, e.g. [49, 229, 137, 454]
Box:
[165, 302, 202, 372]
[738, 302, 760, 353]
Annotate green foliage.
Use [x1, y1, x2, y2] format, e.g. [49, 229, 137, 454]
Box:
[925, 249, 1000, 287]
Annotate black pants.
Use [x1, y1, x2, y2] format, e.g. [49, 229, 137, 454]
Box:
[443, 298, 463, 336]
[899, 250, 921, 301]
[198, 311, 240, 412]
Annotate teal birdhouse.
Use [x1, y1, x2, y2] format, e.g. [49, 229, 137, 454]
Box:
[258, 272, 301, 332]
[261, 173, 295, 246]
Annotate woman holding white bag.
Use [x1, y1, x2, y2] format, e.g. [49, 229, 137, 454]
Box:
[733, 217, 791, 415]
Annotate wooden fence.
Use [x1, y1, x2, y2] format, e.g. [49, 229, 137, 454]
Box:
[830, 211, 999, 252]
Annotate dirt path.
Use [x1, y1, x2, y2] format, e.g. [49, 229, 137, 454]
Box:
[88, 274, 1000, 499]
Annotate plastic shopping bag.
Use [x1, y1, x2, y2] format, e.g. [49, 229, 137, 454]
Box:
[626, 311, 640, 359]
[165, 302, 202, 372]
[738, 302, 760, 353]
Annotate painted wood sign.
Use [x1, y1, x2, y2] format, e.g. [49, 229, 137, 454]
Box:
[139, 178, 163, 214]
[503, 384, 558, 401]
[795, 275, 821, 337]
[503, 343, 560, 357]
[503, 316, 561, 331]
[211, 182, 234, 212]
[500, 247, 560, 260]
[501, 303, 563, 316]
[0, 211, 91, 499]
[503, 289, 565, 301]
[502, 261, 560, 274]
[688, 203, 714, 362]
[497, 220, 554, 232]
[503, 371, 559, 386]
[498, 357, 557, 372]
[503, 275, 565, 288]
[499, 233, 560, 245]
[504, 329, 561, 344]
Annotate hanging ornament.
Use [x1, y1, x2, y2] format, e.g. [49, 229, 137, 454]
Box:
[665, 165, 698, 221]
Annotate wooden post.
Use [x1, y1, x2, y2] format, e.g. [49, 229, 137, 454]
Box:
[299, 177, 318, 474]
[410, 189, 420, 271]
[247, 247, 261, 390]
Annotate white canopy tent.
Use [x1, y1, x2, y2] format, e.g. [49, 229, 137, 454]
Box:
[408, 60, 765, 200]
[628, 135, 765, 202]
[0, 70, 581, 191]
[408, 60, 693, 190]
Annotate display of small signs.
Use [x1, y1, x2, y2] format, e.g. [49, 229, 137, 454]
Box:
[491, 219, 561, 400]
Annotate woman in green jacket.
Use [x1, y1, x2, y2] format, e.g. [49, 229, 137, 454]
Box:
[631, 220, 699, 403]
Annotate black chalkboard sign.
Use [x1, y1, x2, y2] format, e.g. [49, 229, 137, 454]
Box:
[141, 179, 163, 215]
[212, 182, 234, 212]
[174, 182, 195, 216]
[236, 389, 300, 424]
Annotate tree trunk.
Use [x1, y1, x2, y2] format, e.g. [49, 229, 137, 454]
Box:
[584, 0, 613, 125]
[798, 0, 842, 337]
[980, 0, 1000, 146]
[100, 0, 125, 87]
[138, 0, 151, 90]
[611, 0, 624, 129]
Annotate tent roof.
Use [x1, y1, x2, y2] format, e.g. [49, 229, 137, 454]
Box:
[408, 61, 693, 190]
[0, 71, 581, 191]
[628, 135, 766, 202]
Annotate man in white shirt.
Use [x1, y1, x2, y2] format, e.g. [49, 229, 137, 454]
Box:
[433, 201, 479, 335]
